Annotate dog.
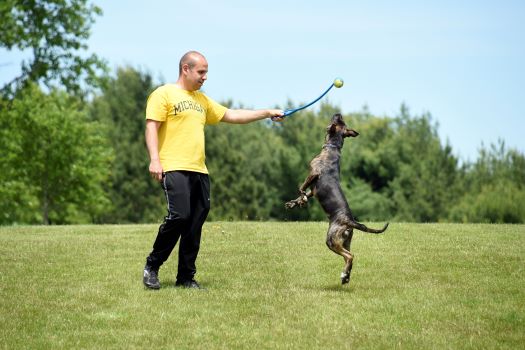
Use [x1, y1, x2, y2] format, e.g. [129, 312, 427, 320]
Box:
[285, 113, 389, 285]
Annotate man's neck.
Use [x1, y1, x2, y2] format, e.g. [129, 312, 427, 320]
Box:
[174, 81, 188, 90]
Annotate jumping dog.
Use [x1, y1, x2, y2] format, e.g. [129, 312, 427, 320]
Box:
[285, 113, 389, 284]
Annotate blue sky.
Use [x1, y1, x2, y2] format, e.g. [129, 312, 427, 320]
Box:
[1, 0, 524, 161]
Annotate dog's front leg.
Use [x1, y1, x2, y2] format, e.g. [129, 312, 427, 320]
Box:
[299, 174, 318, 193]
[285, 172, 318, 209]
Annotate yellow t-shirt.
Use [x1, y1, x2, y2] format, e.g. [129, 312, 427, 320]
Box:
[146, 84, 228, 174]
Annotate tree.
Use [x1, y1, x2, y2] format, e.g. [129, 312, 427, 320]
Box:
[0, 83, 113, 224]
[388, 106, 460, 222]
[204, 100, 287, 220]
[449, 141, 525, 223]
[342, 105, 460, 222]
[89, 67, 164, 223]
[0, 0, 107, 97]
[342, 109, 396, 221]
[273, 103, 342, 221]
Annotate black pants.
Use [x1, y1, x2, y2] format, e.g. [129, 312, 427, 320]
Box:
[146, 171, 210, 282]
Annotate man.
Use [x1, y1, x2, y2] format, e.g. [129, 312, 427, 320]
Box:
[143, 51, 283, 289]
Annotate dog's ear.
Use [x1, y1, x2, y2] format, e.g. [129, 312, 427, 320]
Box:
[326, 123, 337, 134]
[327, 113, 344, 133]
[331, 113, 343, 124]
[346, 129, 359, 137]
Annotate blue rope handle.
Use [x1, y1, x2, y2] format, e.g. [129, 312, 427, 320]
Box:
[282, 82, 335, 117]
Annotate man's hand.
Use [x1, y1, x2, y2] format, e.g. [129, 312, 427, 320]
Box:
[268, 109, 284, 122]
[149, 159, 163, 182]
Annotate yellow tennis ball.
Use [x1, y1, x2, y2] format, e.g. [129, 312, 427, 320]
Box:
[334, 78, 344, 88]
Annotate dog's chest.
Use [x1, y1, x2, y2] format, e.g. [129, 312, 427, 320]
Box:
[311, 154, 341, 181]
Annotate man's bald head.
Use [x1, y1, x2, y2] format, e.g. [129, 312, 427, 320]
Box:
[179, 51, 206, 75]
[176, 51, 209, 91]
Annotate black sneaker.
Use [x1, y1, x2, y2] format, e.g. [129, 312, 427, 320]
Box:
[175, 279, 205, 290]
[143, 265, 160, 289]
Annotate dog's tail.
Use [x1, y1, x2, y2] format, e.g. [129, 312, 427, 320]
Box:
[349, 221, 389, 234]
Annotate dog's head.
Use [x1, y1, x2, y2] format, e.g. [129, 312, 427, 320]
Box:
[325, 113, 359, 148]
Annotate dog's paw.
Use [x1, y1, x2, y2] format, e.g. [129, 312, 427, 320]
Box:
[285, 201, 297, 209]
[286, 194, 309, 209]
[341, 272, 350, 285]
[294, 194, 309, 207]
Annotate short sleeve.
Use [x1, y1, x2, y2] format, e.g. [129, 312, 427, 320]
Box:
[204, 96, 228, 125]
[145, 87, 169, 121]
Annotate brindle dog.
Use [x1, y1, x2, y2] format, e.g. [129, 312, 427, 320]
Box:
[285, 113, 389, 285]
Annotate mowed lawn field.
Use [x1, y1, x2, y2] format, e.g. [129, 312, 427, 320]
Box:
[1, 222, 524, 349]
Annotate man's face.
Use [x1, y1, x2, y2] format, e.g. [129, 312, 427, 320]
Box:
[184, 56, 208, 91]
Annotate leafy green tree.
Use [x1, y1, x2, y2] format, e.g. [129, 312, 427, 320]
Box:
[0, 0, 107, 97]
[89, 67, 163, 223]
[344, 178, 394, 222]
[205, 112, 285, 220]
[273, 103, 347, 221]
[449, 141, 525, 223]
[450, 180, 525, 223]
[342, 105, 460, 222]
[341, 109, 396, 221]
[0, 83, 113, 224]
[388, 107, 460, 221]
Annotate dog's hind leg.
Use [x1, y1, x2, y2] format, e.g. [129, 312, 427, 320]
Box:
[343, 228, 353, 251]
[341, 229, 354, 284]
[326, 223, 354, 285]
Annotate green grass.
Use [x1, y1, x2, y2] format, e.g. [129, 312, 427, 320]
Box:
[1, 222, 524, 349]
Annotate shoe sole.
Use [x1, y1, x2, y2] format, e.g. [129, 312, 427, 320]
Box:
[144, 283, 160, 290]
[175, 284, 206, 290]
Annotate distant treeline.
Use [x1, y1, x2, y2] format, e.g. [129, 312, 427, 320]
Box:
[1, 67, 524, 225]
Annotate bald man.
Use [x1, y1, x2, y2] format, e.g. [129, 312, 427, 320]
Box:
[143, 51, 283, 289]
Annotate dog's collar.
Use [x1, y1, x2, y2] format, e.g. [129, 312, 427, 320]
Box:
[323, 143, 341, 150]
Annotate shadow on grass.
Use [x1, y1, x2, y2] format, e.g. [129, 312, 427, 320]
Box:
[319, 284, 355, 293]
[157, 279, 211, 291]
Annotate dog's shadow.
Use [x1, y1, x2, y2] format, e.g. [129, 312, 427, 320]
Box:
[318, 284, 356, 294]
